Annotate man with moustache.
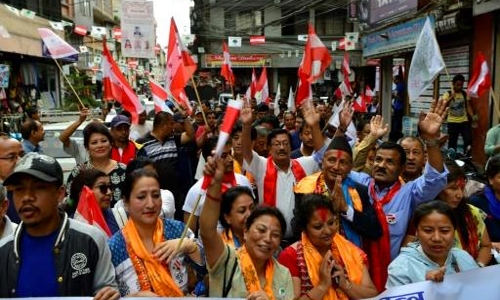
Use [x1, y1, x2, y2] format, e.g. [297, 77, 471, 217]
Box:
[344, 99, 449, 292]
[241, 103, 324, 244]
[0, 153, 119, 299]
[398, 136, 426, 182]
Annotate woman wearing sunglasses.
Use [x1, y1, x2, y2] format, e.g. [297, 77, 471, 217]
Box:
[68, 168, 123, 234]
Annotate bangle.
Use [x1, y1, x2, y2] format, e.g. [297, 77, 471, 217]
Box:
[206, 192, 221, 202]
[186, 241, 198, 255]
[423, 138, 439, 147]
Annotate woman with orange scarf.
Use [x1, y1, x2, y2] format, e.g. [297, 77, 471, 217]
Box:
[200, 155, 294, 299]
[108, 169, 205, 297]
[278, 194, 378, 300]
[219, 186, 256, 248]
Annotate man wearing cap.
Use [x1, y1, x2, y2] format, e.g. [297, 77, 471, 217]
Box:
[0, 153, 119, 299]
[240, 103, 324, 244]
[294, 118, 385, 247]
[109, 114, 141, 166]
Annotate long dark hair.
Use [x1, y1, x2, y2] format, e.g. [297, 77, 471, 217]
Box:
[219, 186, 254, 230]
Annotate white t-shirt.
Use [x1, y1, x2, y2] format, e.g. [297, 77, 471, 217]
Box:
[182, 173, 252, 216]
[244, 151, 320, 237]
[130, 121, 152, 141]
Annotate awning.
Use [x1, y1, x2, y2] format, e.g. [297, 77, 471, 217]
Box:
[0, 4, 63, 57]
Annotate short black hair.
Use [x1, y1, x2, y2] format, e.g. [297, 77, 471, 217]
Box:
[444, 159, 465, 183]
[126, 157, 156, 178]
[119, 110, 133, 120]
[26, 106, 39, 119]
[452, 74, 465, 84]
[201, 135, 219, 160]
[153, 111, 172, 129]
[292, 194, 335, 237]
[412, 201, 457, 229]
[219, 186, 255, 229]
[83, 121, 113, 149]
[377, 141, 407, 166]
[487, 155, 500, 181]
[267, 128, 292, 146]
[258, 115, 280, 130]
[20, 119, 39, 140]
[245, 205, 287, 237]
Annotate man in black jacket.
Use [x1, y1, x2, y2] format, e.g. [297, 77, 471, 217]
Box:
[0, 153, 119, 299]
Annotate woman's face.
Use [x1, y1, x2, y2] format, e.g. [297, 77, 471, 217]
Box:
[87, 133, 111, 159]
[125, 176, 162, 227]
[417, 211, 455, 265]
[224, 194, 255, 235]
[438, 179, 464, 209]
[488, 173, 500, 194]
[244, 214, 282, 262]
[92, 176, 112, 210]
[305, 207, 337, 251]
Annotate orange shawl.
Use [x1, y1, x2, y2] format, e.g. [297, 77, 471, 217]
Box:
[302, 233, 365, 300]
[122, 218, 183, 296]
[236, 245, 275, 300]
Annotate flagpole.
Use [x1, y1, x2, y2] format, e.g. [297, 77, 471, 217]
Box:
[176, 193, 202, 251]
[190, 76, 209, 125]
[53, 58, 86, 109]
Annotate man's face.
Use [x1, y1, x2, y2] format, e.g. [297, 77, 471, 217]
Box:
[372, 149, 404, 185]
[232, 131, 242, 157]
[194, 113, 203, 124]
[257, 111, 268, 120]
[295, 117, 304, 131]
[111, 124, 131, 144]
[284, 113, 295, 130]
[220, 143, 234, 173]
[162, 116, 175, 137]
[138, 111, 147, 124]
[0, 138, 23, 180]
[316, 104, 326, 119]
[33, 121, 45, 142]
[322, 149, 352, 182]
[300, 125, 314, 148]
[11, 175, 64, 232]
[269, 133, 291, 164]
[207, 114, 217, 128]
[400, 139, 425, 178]
[253, 136, 268, 157]
[453, 80, 464, 93]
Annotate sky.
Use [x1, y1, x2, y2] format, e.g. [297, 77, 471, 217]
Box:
[153, 0, 192, 48]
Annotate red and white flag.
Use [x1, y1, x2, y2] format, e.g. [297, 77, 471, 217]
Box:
[245, 68, 257, 101]
[342, 52, 351, 78]
[364, 85, 374, 104]
[467, 51, 491, 98]
[353, 95, 367, 113]
[255, 67, 269, 104]
[166, 17, 196, 114]
[102, 39, 142, 123]
[38, 28, 79, 59]
[74, 186, 112, 237]
[112, 27, 121, 40]
[74, 25, 87, 36]
[149, 79, 173, 114]
[221, 41, 235, 85]
[250, 35, 266, 45]
[201, 96, 243, 190]
[298, 23, 332, 83]
[334, 81, 352, 99]
[296, 71, 312, 108]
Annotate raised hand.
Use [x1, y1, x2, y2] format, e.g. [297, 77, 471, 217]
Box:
[418, 98, 448, 140]
[79, 108, 90, 123]
[369, 115, 389, 139]
[339, 101, 354, 130]
[302, 102, 320, 126]
[240, 103, 253, 126]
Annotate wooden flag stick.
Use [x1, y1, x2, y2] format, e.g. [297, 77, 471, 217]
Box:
[190, 76, 209, 124]
[176, 193, 202, 251]
[53, 58, 86, 109]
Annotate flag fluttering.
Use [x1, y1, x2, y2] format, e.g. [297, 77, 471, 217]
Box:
[102, 39, 142, 123]
[38, 28, 79, 59]
[467, 51, 491, 98]
[298, 23, 332, 83]
[296, 71, 312, 108]
[149, 79, 174, 114]
[255, 67, 269, 104]
[221, 41, 235, 85]
[274, 83, 281, 116]
[407, 18, 445, 102]
[166, 17, 196, 114]
[74, 186, 112, 237]
[287, 86, 295, 112]
[245, 68, 257, 101]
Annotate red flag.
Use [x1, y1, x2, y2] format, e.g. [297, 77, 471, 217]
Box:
[335, 81, 352, 99]
[166, 18, 196, 114]
[102, 39, 142, 123]
[296, 71, 312, 108]
[364, 85, 374, 104]
[353, 95, 367, 113]
[74, 186, 112, 237]
[250, 35, 266, 45]
[298, 24, 332, 83]
[74, 25, 87, 36]
[255, 67, 269, 104]
[467, 51, 491, 98]
[221, 41, 235, 85]
[149, 79, 173, 114]
[245, 68, 257, 101]
[112, 27, 121, 40]
[38, 28, 79, 59]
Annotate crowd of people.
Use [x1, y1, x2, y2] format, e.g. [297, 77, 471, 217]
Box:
[0, 92, 497, 300]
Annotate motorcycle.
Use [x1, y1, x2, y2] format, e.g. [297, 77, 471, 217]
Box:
[445, 148, 487, 198]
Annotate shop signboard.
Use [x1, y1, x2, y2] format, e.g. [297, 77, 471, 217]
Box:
[361, 16, 431, 58]
[473, 0, 500, 16]
[367, 0, 418, 25]
[204, 54, 271, 68]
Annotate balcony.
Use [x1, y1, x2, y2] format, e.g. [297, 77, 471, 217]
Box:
[93, 0, 116, 23]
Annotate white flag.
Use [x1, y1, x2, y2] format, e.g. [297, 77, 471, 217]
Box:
[407, 18, 445, 102]
[228, 36, 242, 47]
[49, 21, 64, 31]
[287, 86, 295, 112]
[274, 83, 281, 116]
[91, 26, 107, 39]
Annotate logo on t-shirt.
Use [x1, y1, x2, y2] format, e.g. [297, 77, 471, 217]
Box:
[71, 253, 90, 278]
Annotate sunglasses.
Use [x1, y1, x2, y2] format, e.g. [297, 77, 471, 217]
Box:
[95, 184, 112, 194]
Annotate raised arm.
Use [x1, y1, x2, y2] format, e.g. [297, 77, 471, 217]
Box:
[59, 108, 89, 147]
[353, 115, 388, 171]
[198, 155, 226, 268]
[240, 103, 254, 165]
[418, 98, 448, 172]
[301, 103, 323, 151]
[334, 101, 354, 138]
[180, 111, 195, 145]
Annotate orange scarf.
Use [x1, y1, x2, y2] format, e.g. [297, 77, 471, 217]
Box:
[220, 229, 242, 248]
[302, 233, 364, 300]
[263, 157, 306, 206]
[236, 245, 275, 300]
[366, 180, 401, 292]
[234, 159, 256, 184]
[122, 219, 183, 296]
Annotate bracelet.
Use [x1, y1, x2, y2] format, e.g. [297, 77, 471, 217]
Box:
[186, 241, 198, 255]
[423, 138, 439, 147]
[206, 191, 221, 202]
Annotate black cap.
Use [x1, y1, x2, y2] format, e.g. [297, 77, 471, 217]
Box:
[326, 135, 353, 158]
[4, 153, 63, 186]
[110, 115, 131, 128]
[173, 112, 185, 122]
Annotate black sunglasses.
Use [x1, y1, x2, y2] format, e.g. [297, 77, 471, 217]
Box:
[95, 184, 112, 194]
